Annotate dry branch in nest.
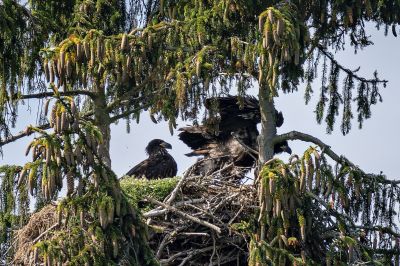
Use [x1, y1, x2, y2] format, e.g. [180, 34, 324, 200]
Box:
[143, 165, 257, 265]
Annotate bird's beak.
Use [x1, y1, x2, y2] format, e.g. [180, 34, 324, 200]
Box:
[283, 146, 292, 155]
[160, 141, 172, 149]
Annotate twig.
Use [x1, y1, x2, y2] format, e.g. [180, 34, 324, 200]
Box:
[228, 205, 244, 225]
[209, 233, 217, 266]
[143, 198, 205, 218]
[145, 197, 222, 234]
[156, 229, 179, 259]
[179, 232, 210, 237]
[164, 167, 192, 205]
[186, 204, 224, 225]
[213, 192, 239, 213]
[32, 223, 59, 244]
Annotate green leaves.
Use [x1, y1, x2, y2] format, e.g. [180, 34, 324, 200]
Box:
[253, 147, 400, 265]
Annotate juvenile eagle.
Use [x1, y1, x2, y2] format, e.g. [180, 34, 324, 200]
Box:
[178, 96, 291, 177]
[125, 139, 177, 179]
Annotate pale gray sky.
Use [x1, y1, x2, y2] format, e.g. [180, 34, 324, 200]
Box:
[1, 25, 399, 180]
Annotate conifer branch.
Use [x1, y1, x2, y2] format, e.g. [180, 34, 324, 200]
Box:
[0, 123, 51, 148]
[275, 130, 400, 185]
[317, 44, 388, 85]
[0, 111, 95, 148]
[108, 104, 150, 123]
[18, 90, 96, 100]
[106, 76, 155, 112]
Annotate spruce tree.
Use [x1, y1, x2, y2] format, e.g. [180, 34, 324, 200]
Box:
[0, 0, 400, 265]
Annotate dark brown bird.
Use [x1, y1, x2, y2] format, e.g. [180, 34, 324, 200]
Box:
[178, 96, 291, 178]
[125, 139, 177, 179]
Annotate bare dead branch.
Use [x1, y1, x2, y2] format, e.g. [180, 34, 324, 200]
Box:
[156, 229, 179, 259]
[32, 223, 59, 244]
[164, 167, 192, 205]
[145, 196, 222, 234]
[144, 198, 205, 218]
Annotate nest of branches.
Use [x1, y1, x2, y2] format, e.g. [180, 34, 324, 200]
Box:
[141, 165, 257, 265]
[13, 204, 57, 265]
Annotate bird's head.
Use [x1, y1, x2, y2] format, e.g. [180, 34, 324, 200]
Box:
[146, 139, 172, 155]
[274, 140, 292, 155]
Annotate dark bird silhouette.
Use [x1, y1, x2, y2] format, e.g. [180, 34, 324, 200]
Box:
[125, 139, 177, 179]
[178, 96, 291, 178]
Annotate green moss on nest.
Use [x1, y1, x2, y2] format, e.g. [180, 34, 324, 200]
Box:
[120, 177, 180, 210]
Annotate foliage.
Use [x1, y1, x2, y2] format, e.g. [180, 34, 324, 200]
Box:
[120, 176, 179, 210]
[251, 148, 400, 265]
[0, 0, 155, 264]
[0, 0, 395, 148]
[0, 0, 399, 265]
[0, 165, 25, 258]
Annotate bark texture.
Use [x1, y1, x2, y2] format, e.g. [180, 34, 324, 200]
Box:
[258, 86, 277, 165]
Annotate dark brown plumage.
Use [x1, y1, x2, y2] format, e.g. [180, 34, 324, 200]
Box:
[179, 96, 290, 178]
[125, 139, 177, 179]
[204, 96, 284, 132]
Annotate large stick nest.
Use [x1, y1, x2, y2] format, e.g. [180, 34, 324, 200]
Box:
[142, 168, 257, 265]
[13, 204, 57, 265]
[12, 166, 257, 265]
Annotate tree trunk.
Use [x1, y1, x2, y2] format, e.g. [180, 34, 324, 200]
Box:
[93, 84, 112, 167]
[258, 86, 277, 165]
[257, 85, 276, 243]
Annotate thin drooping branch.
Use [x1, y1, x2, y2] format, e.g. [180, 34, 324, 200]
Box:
[275, 130, 400, 185]
[317, 44, 388, 85]
[144, 197, 222, 234]
[106, 76, 155, 112]
[108, 103, 150, 123]
[19, 90, 96, 100]
[307, 192, 355, 226]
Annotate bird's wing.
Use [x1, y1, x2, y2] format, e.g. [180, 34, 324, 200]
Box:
[178, 126, 216, 150]
[205, 96, 261, 132]
[126, 159, 151, 178]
